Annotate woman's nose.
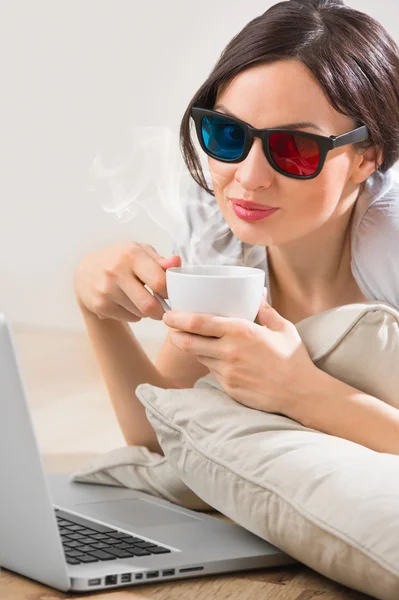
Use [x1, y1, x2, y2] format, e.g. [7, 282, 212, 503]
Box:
[234, 137, 275, 187]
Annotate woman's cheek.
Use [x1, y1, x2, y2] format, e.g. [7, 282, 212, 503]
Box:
[207, 158, 231, 191]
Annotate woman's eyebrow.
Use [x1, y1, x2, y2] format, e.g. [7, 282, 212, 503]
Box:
[213, 103, 326, 133]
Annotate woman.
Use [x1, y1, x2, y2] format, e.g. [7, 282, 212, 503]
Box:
[73, 0, 399, 456]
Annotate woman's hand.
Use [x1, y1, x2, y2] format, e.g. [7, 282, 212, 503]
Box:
[73, 241, 181, 322]
[162, 290, 317, 416]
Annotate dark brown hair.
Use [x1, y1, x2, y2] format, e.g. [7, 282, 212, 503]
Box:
[179, 0, 399, 197]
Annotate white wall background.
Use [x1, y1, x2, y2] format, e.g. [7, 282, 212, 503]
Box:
[1, 0, 398, 342]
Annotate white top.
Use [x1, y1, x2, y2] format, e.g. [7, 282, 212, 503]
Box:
[172, 167, 399, 308]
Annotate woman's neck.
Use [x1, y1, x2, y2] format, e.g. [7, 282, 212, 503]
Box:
[267, 196, 359, 308]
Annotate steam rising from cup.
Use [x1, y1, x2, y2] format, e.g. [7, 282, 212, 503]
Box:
[85, 125, 265, 269]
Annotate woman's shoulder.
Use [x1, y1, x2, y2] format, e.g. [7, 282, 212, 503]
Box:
[351, 167, 399, 306]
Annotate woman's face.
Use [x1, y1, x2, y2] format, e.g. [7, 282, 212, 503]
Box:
[207, 59, 375, 247]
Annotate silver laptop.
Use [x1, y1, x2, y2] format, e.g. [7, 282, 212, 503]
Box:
[0, 313, 296, 592]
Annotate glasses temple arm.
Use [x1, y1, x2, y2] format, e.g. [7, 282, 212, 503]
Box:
[330, 126, 369, 149]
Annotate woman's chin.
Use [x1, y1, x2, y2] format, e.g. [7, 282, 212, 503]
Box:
[222, 201, 279, 243]
[228, 220, 271, 245]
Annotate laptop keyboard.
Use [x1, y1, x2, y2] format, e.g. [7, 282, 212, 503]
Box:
[54, 508, 171, 565]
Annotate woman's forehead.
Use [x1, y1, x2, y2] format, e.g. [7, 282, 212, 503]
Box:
[216, 61, 353, 131]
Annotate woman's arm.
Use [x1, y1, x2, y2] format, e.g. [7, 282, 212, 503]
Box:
[290, 367, 399, 455]
[78, 299, 209, 455]
[78, 300, 171, 454]
[155, 328, 210, 389]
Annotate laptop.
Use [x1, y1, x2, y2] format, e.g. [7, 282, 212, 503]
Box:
[0, 312, 297, 592]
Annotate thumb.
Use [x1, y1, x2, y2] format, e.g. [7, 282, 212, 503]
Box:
[259, 286, 270, 306]
[257, 287, 283, 330]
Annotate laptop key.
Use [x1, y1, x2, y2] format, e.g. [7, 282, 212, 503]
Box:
[147, 547, 171, 554]
[128, 547, 152, 556]
[111, 535, 145, 544]
[114, 542, 135, 550]
[133, 541, 159, 549]
[66, 558, 81, 564]
[104, 547, 133, 559]
[65, 533, 86, 540]
[65, 525, 84, 531]
[87, 550, 117, 561]
[89, 541, 111, 549]
[89, 533, 109, 540]
[102, 538, 122, 545]
[73, 545, 97, 552]
[64, 541, 83, 548]
[78, 536, 101, 544]
[79, 528, 98, 535]
[107, 532, 134, 539]
[76, 555, 98, 563]
[65, 550, 85, 558]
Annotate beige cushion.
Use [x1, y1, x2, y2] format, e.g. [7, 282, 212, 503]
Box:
[71, 301, 399, 599]
[135, 385, 399, 600]
[295, 301, 399, 409]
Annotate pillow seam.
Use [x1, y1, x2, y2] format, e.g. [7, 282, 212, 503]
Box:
[75, 457, 168, 475]
[314, 307, 387, 363]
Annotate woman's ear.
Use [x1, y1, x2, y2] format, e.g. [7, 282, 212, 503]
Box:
[352, 143, 384, 183]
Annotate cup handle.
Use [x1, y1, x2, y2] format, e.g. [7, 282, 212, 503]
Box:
[152, 291, 171, 312]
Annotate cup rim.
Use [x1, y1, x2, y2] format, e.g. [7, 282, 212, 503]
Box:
[167, 265, 264, 278]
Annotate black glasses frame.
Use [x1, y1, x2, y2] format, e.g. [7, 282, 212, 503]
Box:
[190, 107, 369, 180]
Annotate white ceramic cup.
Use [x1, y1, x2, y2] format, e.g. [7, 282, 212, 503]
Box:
[150, 265, 266, 322]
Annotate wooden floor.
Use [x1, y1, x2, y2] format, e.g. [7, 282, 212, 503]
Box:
[0, 327, 373, 599]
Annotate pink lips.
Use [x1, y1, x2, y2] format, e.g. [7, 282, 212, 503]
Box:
[232, 202, 280, 221]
